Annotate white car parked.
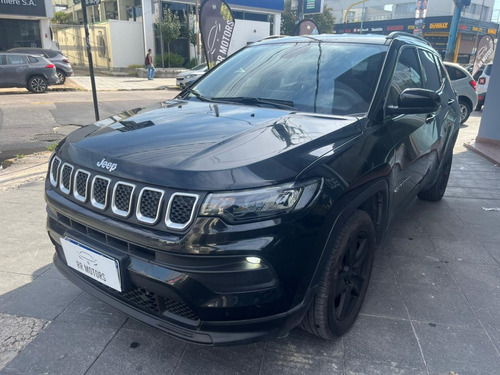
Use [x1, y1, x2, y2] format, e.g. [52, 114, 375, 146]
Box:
[176, 63, 208, 88]
[476, 62, 492, 111]
[444, 62, 478, 123]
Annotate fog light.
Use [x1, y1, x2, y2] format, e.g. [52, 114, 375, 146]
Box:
[245, 257, 261, 265]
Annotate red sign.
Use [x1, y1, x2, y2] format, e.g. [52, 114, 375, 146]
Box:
[387, 25, 404, 31]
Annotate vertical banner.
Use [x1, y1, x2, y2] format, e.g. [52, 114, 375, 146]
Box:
[199, 0, 235, 69]
[414, 0, 429, 37]
[472, 35, 495, 77]
[295, 19, 320, 35]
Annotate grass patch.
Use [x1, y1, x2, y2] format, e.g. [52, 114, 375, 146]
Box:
[15, 154, 25, 159]
[47, 142, 59, 152]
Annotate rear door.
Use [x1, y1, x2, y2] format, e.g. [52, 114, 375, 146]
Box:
[4, 54, 29, 86]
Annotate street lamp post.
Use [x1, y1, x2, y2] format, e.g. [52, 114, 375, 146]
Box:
[444, 0, 471, 62]
[344, 0, 368, 24]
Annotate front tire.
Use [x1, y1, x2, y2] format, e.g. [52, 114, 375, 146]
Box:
[301, 210, 375, 339]
[27, 76, 48, 93]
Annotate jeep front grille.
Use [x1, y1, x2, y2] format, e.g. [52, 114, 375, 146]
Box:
[112, 182, 135, 217]
[50, 156, 61, 187]
[91, 176, 111, 210]
[48, 157, 199, 231]
[137, 188, 164, 224]
[59, 163, 74, 195]
[166, 193, 199, 230]
[74, 170, 90, 202]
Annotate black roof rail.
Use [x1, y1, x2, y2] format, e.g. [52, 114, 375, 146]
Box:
[386, 31, 431, 46]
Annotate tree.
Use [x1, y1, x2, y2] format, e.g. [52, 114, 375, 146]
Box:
[158, 8, 182, 68]
[52, 11, 72, 25]
[280, 0, 335, 35]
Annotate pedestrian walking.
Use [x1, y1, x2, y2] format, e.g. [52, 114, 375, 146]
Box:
[145, 49, 155, 80]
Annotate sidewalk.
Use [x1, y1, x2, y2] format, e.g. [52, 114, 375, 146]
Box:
[0, 113, 499, 374]
[68, 76, 178, 91]
[0, 76, 179, 95]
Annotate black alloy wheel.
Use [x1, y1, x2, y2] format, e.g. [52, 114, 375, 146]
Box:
[333, 230, 371, 321]
[301, 210, 375, 339]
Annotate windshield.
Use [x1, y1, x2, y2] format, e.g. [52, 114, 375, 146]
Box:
[190, 42, 387, 115]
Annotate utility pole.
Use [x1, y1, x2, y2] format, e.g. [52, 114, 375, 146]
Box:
[196, 0, 201, 64]
[298, 0, 304, 21]
[81, 0, 100, 121]
[445, 0, 471, 62]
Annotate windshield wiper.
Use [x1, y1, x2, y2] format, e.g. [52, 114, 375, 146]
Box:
[211, 97, 296, 110]
[182, 87, 214, 102]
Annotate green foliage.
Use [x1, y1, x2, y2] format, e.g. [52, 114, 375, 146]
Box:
[46, 142, 59, 152]
[155, 53, 184, 67]
[158, 8, 182, 67]
[15, 154, 25, 159]
[281, 0, 335, 35]
[184, 58, 198, 69]
[52, 11, 72, 25]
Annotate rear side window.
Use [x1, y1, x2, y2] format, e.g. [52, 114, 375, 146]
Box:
[388, 47, 422, 106]
[419, 49, 441, 91]
[445, 65, 466, 81]
[485, 64, 492, 75]
[7, 55, 27, 65]
[28, 56, 39, 63]
[45, 50, 60, 58]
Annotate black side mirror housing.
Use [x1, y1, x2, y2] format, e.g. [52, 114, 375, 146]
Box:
[387, 88, 441, 115]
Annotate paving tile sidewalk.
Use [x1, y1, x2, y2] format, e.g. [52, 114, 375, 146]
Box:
[0, 112, 499, 375]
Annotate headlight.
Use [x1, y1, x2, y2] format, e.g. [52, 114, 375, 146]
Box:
[200, 179, 321, 223]
[184, 74, 195, 79]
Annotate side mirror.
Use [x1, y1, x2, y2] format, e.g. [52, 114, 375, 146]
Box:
[387, 88, 440, 115]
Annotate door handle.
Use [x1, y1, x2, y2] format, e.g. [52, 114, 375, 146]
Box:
[426, 114, 436, 123]
[447, 99, 455, 105]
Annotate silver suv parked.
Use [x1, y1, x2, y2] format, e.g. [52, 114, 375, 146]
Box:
[8, 48, 73, 84]
[0, 52, 58, 93]
[444, 62, 478, 123]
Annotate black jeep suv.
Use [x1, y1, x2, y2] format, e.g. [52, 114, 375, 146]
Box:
[45, 33, 460, 345]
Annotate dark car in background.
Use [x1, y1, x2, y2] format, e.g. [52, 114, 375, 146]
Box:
[46, 32, 460, 345]
[0, 52, 58, 93]
[8, 47, 73, 84]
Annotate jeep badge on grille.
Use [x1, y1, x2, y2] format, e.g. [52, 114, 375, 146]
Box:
[96, 158, 117, 172]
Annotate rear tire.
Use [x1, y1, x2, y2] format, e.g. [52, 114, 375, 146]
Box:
[300, 210, 375, 339]
[418, 151, 453, 202]
[459, 99, 471, 124]
[27, 76, 48, 93]
[56, 70, 66, 85]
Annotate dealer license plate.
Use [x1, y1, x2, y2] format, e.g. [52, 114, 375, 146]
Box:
[61, 237, 122, 292]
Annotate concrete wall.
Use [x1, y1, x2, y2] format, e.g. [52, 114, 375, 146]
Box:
[228, 19, 270, 55]
[108, 20, 145, 67]
[478, 49, 500, 142]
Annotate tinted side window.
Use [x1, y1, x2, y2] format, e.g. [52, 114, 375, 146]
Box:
[445, 65, 466, 81]
[419, 49, 441, 91]
[388, 47, 422, 106]
[485, 64, 492, 75]
[28, 56, 39, 63]
[7, 55, 27, 65]
[45, 50, 60, 58]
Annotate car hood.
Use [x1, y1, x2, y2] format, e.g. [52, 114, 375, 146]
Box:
[59, 100, 361, 190]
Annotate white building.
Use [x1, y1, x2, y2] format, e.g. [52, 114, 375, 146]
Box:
[51, 0, 283, 68]
[0, 0, 55, 51]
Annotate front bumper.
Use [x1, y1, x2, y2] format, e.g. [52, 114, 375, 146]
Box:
[46, 186, 319, 345]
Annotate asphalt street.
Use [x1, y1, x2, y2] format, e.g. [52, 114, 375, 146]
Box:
[0, 90, 178, 163]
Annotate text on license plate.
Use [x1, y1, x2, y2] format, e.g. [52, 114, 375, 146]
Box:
[61, 237, 122, 292]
